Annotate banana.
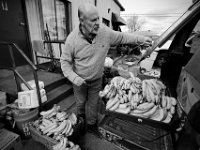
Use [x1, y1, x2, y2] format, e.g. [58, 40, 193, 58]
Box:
[151, 108, 168, 121]
[149, 108, 160, 119]
[119, 95, 125, 103]
[156, 80, 166, 90]
[64, 120, 72, 136]
[70, 145, 80, 150]
[118, 103, 128, 109]
[128, 90, 133, 102]
[109, 101, 120, 111]
[56, 112, 66, 119]
[106, 94, 119, 110]
[170, 106, 175, 115]
[130, 95, 137, 109]
[52, 138, 64, 150]
[154, 95, 160, 104]
[146, 87, 155, 103]
[66, 128, 73, 136]
[142, 80, 147, 97]
[42, 123, 57, 134]
[42, 118, 52, 126]
[166, 96, 172, 110]
[40, 105, 57, 117]
[39, 124, 45, 131]
[170, 97, 177, 106]
[41, 120, 49, 127]
[124, 94, 128, 103]
[41, 120, 56, 131]
[137, 102, 155, 111]
[130, 85, 137, 94]
[50, 120, 67, 135]
[115, 106, 131, 114]
[148, 79, 159, 93]
[109, 87, 117, 98]
[131, 103, 154, 115]
[141, 105, 158, 118]
[61, 120, 70, 134]
[162, 112, 172, 123]
[161, 95, 167, 108]
[60, 137, 68, 150]
[68, 113, 77, 125]
[68, 141, 75, 149]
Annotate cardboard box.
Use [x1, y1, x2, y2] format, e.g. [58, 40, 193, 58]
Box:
[21, 80, 44, 91]
[0, 128, 23, 150]
[17, 89, 47, 109]
[176, 68, 200, 114]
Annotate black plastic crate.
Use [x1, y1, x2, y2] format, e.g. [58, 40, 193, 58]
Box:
[98, 115, 174, 150]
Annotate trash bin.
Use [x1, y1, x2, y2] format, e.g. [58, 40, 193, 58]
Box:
[13, 108, 39, 139]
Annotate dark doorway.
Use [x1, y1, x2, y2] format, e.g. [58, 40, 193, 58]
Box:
[0, 0, 32, 67]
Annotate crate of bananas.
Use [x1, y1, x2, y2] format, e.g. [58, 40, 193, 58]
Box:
[99, 72, 178, 129]
[30, 104, 81, 150]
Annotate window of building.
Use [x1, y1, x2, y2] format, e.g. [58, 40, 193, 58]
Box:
[102, 18, 110, 27]
[41, 0, 72, 41]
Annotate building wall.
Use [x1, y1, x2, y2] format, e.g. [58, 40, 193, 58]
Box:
[68, 0, 122, 29]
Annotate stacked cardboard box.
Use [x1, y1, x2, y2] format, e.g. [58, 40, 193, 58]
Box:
[17, 80, 47, 109]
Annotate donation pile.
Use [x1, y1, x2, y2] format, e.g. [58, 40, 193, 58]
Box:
[32, 105, 81, 150]
[99, 73, 177, 123]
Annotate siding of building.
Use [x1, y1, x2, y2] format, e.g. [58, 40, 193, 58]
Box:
[68, 0, 122, 29]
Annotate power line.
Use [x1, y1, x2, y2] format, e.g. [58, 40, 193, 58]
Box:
[121, 13, 182, 15]
[121, 13, 182, 17]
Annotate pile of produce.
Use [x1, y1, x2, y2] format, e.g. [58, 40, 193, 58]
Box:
[99, 73, 177, 123]
[31, 105, 81, 150]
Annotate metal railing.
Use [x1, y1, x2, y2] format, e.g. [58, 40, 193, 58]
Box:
[0, 42, 42, 111]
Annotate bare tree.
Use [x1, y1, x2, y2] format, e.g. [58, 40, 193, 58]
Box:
[127, 15, 145, 32]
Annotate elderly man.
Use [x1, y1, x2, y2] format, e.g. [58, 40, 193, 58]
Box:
[60, 3, 152, 134]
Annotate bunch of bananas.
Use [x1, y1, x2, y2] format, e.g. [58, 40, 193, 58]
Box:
[130, 97, 177, 123]
[32, 104, 79, 148]
[142, 79, 166, 103]
[100, 75, 143, 113]
[100, 74, 178, 123]
[52, 137, 80, 150]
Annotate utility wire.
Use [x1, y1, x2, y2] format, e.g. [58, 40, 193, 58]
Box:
[121, 13, 182, 17]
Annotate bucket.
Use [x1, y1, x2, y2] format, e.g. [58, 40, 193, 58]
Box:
[13, 108, 39, 139]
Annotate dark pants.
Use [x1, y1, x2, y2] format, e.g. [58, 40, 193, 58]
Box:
[73, 78, 102, 125]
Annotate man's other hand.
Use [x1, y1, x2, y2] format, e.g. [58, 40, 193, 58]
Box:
[74, 76, 87, 86]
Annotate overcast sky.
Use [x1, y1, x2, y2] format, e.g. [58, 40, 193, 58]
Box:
[119, 0, 193, 34]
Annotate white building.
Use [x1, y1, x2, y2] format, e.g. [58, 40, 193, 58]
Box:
[25, 0, 126, 63]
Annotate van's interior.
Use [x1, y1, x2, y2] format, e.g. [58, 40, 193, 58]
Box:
[157, 8, 200, 149]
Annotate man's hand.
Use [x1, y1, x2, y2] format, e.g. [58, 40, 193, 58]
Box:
[143, 37, 153, 47]
[143, 46, 152, 58]
[74, 76, 87, 86]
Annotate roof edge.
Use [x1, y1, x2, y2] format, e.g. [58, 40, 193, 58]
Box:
[113, 0, 125, 11]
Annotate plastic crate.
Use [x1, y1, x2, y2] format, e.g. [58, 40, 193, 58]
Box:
[30, 117, 84, 150]
[98, 115, 174, 150]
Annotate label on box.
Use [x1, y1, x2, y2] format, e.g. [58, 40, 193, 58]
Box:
[18, 89, 47, 109]
[18, 92, 32, 107]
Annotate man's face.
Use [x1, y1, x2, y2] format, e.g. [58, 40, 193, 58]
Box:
[82, 11, 100, 35]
